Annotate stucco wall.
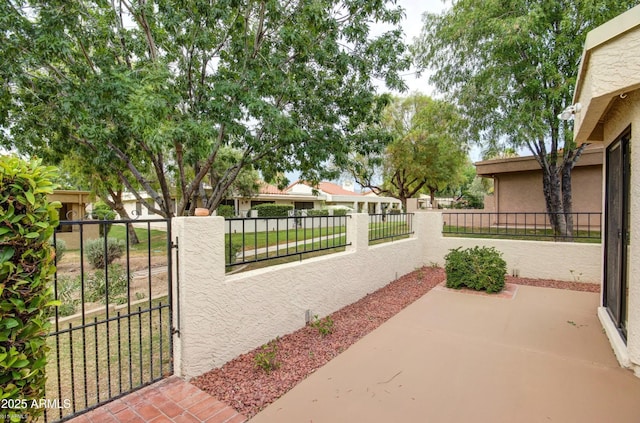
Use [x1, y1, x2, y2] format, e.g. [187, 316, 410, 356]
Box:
[423, 212, 601, 283]
[493, 165, 602, 214]
[172, 212, 601, 379]
[600, 88, 640, 375]
[587, 29, 640, 100]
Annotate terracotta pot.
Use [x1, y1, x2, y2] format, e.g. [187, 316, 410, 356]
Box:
[194, 208, 210, 216]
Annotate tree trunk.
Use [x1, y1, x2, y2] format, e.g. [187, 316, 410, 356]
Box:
[538, 157, 568, 239]
[113, 203, 141, 245]
[561, 163, 575, 241]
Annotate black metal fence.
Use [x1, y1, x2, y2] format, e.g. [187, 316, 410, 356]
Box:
[47, 218, 173, 422]
[368, 213, 414, 243]
[442, 212, 602, 242]
[225, 214, 350, 268]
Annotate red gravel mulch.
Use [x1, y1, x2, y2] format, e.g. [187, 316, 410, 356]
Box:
[190, 267, 600, 418]
[506, 275, 600, 293]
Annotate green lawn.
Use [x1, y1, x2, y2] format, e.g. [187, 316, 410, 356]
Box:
[108, 225, 169, 253]
[226, 226, 346, 250]
[368, 220, 412, 241]
[442, 225, 601, 243]
[45, 297, 171, 421]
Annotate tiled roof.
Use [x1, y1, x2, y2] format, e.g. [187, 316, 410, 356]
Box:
[316, 182, 361, 196]
[259, 182, 287, 195]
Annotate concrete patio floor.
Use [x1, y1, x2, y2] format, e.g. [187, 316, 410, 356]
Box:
[249, 284, 640, 423]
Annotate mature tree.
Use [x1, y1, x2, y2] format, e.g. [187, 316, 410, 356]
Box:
[0, 0, 409, 217]
[441, 162, 491, 209]
[415, 0, 637, 236]
[350, 94, 468, 209]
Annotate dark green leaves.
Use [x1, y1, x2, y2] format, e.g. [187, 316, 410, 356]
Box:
[0, 156, 59, 420]
[2, 0, 410, 216]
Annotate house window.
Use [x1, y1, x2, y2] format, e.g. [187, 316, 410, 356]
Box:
[295, 202, 314, 210]
[56, 203, 73, 232]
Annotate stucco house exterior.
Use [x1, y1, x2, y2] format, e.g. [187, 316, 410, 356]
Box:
[232, 181, 326, 216]
[571, 4, 640, 377]
[119, 180, 402, 218]
[234, 181, 401, 216]
[49, 190, 98, 248]
[475, 146, 603, 214]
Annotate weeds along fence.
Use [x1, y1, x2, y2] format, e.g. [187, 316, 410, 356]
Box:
[368, 213, 414, 243]
[442, 211, 602, 242]
[225, 214, 350, 268]
[47, 219, 173, 422]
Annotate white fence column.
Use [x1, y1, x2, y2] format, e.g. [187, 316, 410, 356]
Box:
[172, 216, 226, 378]
[346, 213, 368, 253]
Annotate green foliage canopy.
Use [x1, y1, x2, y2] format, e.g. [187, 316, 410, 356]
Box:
[1, 0, 410, 217]
[415, 0, 638, 233]
[350, 94, 468, 208]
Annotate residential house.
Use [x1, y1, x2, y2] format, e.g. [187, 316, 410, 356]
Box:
[50, 190, 98, 248]
[233, 181, 326, 217]
[475, 146, 603, 214]
[234, 181, 402, 216]
[572, 4, 640, 377]
[118, 180, 401, 218]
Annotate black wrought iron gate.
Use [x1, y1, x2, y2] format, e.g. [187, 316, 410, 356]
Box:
[604, 128, 631, 339]
[46, 218, 174, 422]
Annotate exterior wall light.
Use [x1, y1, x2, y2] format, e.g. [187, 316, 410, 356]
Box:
[558, 103, 582, 120]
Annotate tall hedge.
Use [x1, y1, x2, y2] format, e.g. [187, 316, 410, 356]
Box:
[252, 204, 293, 217]
[0, 156, 60, 421]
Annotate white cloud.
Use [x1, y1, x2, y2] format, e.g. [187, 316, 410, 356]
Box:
[373, 0, 451, 95]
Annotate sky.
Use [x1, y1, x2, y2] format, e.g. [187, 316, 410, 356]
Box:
[376, 0, 451, 95]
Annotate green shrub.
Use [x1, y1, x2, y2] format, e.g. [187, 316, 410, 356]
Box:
[216, 204, 235, 218]
[445, 246, 507, 293]
[53, 238, 67, 263]
[309, 315, 334, 337]
[333, 209, 348, 216]
[55, 275, 79, 317]
[306, 209, 329, 216]
[85, 264, 129, 304]
[254, 340, 280, 374]
[0, 156, 60, 420]
[252, 204, 293, 217]
[452, 192, 484, 209]
[91, 202, 116, 237]
[85, 237, 125, 268]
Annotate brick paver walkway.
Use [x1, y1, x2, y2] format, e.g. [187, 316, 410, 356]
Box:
[68, 377, 246, 423]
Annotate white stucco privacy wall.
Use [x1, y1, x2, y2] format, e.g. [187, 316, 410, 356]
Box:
[171, 212, 602, 380]
[421, 212, 602, 283]
[171, 214, 430, 379]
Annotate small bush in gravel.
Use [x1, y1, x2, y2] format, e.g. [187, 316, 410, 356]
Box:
[309, 315, 334, 337]
[254, 340, 280, 374]
[85, 237, 125, 268]
[445, 246, 507, 293]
